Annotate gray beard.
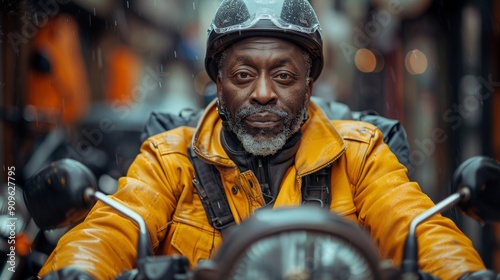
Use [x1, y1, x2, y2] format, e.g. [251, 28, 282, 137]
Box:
[221, 100, 307, 156]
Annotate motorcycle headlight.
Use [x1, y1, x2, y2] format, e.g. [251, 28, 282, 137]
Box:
[194, 206, 387, 280]
[231, 230, 374, 280]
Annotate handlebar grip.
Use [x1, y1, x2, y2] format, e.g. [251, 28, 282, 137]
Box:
[451, 156, 500, 223]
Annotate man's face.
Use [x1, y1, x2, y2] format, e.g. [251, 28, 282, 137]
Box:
[216, 37, 313, 156]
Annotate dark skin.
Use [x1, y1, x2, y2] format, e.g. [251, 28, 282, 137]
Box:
[216, 37, 313, 144]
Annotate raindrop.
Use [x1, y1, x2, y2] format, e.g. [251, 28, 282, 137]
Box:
[174, 51, 177, 58]
[193, 2, 196, 10]
[97, 48, 103, 69]
[126, 1, 129, 9]
[93, 8, 96, 16]
[390, 68, 396, 82]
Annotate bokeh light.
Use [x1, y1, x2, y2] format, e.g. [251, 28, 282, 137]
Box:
[354, 48, 385, 73]
[405, 49, 428, 75]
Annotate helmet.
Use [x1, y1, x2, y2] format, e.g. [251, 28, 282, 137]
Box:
[205, 0, 324, 82]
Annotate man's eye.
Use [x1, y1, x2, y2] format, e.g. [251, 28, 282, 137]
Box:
[278, 73, 290, 80]
[238, 72, 249, 79]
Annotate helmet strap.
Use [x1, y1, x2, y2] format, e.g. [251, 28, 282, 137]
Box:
[216, 99, 230, 127]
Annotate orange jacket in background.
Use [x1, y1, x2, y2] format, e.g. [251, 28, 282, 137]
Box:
[26, 14, 90, 129]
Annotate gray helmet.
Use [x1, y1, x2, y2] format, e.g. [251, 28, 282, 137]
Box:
[205, 0, 324, 82]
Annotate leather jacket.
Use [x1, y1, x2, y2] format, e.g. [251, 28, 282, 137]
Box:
[39, 100, 486, 279]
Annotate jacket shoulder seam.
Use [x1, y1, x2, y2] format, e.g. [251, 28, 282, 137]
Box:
[332, 120, 377, 144]
[333, 121, 381, 187]
[146, 127, 194, 156]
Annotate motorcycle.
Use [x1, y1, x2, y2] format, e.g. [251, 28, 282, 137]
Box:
[21, 156, 500, 280]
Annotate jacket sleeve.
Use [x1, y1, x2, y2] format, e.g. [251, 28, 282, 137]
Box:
[38, 131, 192, 279]
[351, 127, 486, 279]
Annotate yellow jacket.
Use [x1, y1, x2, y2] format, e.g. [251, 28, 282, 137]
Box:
[40, 101, 485, 279]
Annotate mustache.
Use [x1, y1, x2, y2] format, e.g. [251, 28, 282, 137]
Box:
[235, 106, 289, 120]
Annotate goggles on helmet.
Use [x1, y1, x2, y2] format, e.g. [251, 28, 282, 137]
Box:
[205, 0, 324, 82]
[209, 0, 321, 35]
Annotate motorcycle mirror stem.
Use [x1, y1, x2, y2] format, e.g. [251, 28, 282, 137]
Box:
[400, 155, 500, 279]
[86, 189, 184, 280]
[400, 188, 470, 279]
[85, 189, 154, 262]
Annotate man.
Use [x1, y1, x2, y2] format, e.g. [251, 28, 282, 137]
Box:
[40, 0, 491, 279]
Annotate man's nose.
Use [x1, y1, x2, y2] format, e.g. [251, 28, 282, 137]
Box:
[251, 74, 277, 105]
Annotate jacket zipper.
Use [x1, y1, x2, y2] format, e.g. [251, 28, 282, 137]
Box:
[257, 157, 271, 198]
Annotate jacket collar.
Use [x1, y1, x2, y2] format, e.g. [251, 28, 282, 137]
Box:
[191, 99, 346, 176]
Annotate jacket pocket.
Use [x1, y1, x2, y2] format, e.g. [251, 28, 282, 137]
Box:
[170, 221, 221, 266]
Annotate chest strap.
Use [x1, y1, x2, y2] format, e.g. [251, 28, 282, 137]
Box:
[301, 165, 332, 208]
[188, 147, 235, 232]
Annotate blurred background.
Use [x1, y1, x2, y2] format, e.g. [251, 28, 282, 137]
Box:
[1, 0, 499, 277]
